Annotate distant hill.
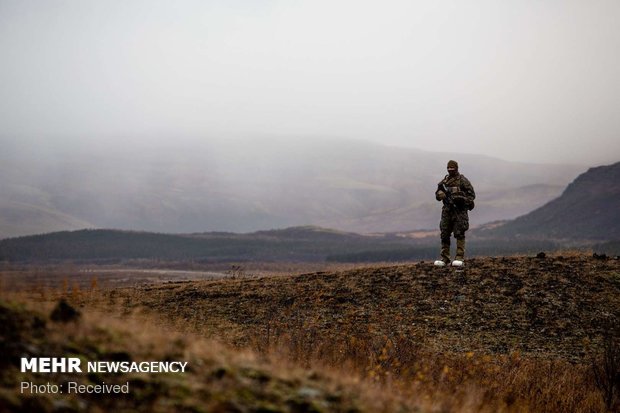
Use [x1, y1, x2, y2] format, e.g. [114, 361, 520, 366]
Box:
[0, 137, 582, 238]
[0, 226, 557, 263]
[0, 227, 409, 263]
[0, 200, 93, 238]
[485, 162, 620, 241]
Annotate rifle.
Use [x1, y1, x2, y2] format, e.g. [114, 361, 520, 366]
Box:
[439, 183, 456, 209]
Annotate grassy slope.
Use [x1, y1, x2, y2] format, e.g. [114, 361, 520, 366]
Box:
[0, 300, 404, 413]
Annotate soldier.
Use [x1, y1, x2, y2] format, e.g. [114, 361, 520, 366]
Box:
[434, 160, 475, 267]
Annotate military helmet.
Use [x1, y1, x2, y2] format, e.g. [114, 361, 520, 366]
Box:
[447, 160, 458, 169]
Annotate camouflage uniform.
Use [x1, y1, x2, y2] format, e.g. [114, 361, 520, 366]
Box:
[435, 162, 475, 263]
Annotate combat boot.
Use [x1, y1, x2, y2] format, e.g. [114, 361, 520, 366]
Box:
[434, 243, 451, 266]
[440, 243, 451, 264]
[455, 238, 466, 261]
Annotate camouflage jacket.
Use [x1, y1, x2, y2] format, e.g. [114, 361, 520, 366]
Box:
[435, 173, 476, 211]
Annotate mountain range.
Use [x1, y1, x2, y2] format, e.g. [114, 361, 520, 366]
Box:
[485, 161, 620, 241]
[2, 160, 619, 262]
[0, 137, 583, 238]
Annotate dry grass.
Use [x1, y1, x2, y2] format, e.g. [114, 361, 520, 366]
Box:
[1, 297, 418, 413]
[2, 253, 619, 412]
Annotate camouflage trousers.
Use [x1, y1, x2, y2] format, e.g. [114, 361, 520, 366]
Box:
[440, 207, 469, 261]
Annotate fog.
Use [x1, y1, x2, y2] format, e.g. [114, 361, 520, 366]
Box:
[1, 0, 619, 165]
[0, 135, 586, 237]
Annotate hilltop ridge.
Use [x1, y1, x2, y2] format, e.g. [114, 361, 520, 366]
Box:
[122, 254, 620, 361]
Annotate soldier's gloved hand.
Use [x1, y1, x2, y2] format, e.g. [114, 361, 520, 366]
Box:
[436, 191, 446, 201]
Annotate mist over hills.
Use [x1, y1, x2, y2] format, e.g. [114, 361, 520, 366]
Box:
[4, 160, 619, 263]
[0, 137, 583, 238]
[483, 161, 620, 241]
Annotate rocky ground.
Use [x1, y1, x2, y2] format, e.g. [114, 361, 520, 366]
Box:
[126, 254, 620, 361]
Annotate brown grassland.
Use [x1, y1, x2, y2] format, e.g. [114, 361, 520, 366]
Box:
[1, 253, 619, 412]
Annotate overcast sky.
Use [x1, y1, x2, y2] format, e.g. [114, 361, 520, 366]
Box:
[1, 0, 619, 165]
